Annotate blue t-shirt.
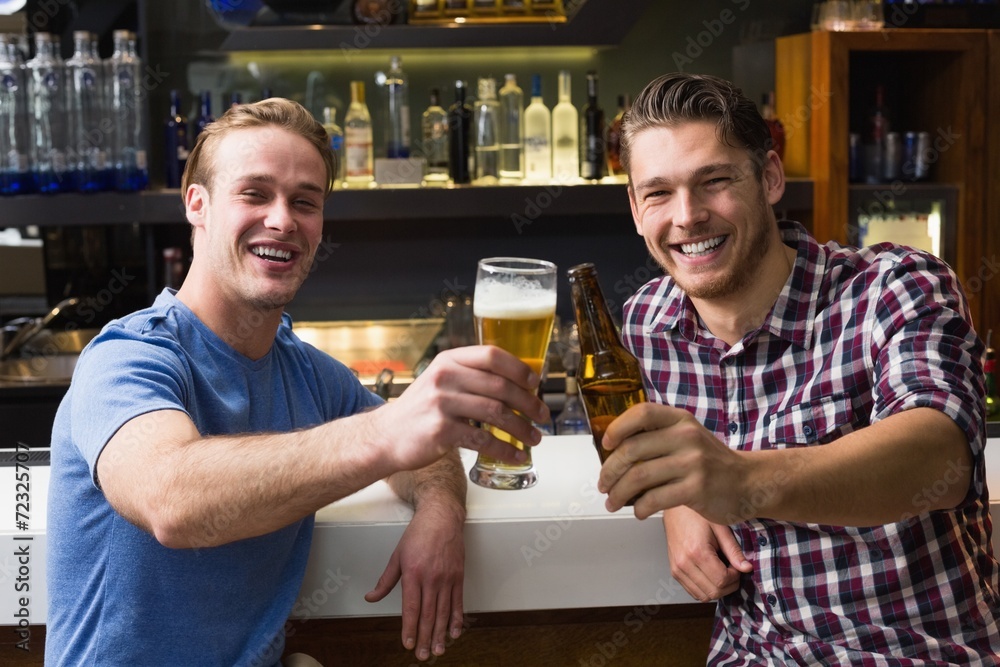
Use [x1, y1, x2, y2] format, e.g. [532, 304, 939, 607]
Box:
[45, 289, 382, 666]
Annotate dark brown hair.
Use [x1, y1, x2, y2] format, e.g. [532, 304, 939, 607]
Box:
[620, 73, 772, 180]
[181, 97, 336, 198]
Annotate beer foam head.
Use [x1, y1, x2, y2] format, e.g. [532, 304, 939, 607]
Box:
[474, 279, 556, 319]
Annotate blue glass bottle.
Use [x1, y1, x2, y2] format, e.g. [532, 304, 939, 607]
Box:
[192, 90, 214, 144]
[26, 32, 72, 193]
[0, 35, 33, 195]
[164, 90, 188, 189]
[109, 30, 148, 192]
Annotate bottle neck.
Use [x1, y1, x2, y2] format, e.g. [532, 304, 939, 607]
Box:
[558, 73, 571, 103]
[570, 269, 619, 353]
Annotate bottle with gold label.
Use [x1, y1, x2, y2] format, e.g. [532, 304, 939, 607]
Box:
[568, 262, 647, 467]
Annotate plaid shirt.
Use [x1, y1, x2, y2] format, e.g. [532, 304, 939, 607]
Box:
[622, 221, 1000, 665]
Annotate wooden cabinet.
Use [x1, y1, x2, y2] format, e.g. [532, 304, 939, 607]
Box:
[775, 29, 994, 331]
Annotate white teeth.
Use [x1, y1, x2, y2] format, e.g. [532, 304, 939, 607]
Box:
[680, 236, 725, 256]
[251, 246, 292, 261]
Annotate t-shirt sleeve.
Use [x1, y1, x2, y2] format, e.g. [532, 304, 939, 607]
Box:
[868, 251, 986, 505]
[69, 327, 192, 485]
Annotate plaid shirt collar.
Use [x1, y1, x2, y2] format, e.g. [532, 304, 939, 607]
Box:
[645, 220, 824, 351]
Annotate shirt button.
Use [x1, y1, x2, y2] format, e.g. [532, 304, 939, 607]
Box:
[757, 535, 768, 547]
[728, 422, 738, 434]
[767, 594, 778, 606]
[803, 424, 815, 437]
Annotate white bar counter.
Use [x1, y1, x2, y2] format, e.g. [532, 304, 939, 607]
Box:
[3, 436, 1000, 625]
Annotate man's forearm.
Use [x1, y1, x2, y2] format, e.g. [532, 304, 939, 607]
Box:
[101, 408, 395, 549]
[743, 407, 973, 527]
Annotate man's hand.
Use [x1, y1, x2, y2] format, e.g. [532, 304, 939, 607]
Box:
[596, 402, 747, 522]
[370, 345, 550, 472]
[662, 506, 752, 602]
[365, 501, 465, 662]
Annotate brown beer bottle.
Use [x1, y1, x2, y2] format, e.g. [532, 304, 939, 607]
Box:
[567, 263, 648, 467]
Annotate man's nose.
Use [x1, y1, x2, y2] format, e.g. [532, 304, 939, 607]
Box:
[672, 189, 709, 228]
[264, 199, 297, 233]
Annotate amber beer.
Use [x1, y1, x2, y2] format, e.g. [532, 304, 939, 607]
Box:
[473, 299, 555, 471]
[568, 262, 647, 504]
[469, 257, 557, 490]
[581, 379, 647, 464]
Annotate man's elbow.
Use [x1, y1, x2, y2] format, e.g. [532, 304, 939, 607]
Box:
[930, 436, 974, 512]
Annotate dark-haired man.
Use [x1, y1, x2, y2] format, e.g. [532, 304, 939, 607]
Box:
[598, 73, 999, 664]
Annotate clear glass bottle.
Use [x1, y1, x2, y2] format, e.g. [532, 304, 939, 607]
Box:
[66, 30, 107, 193]
[322, 107, 345, 186]
[473, 76, 500, 184]
[109, 30, 149, 192]
[606, 93, 629, 177]
[447, 80, 472, 185]
[193, 90, 214, 144]
[164, 90, 189, 189]
[580, 70, 605, 181]
[0, 34, 34, 195]
[27, 32, 71, 193]
[554, 376, 591, 436]
[421, 88, 449, 184]
[498, 73, 523, 182]
[344, 80, 374, 187]
[568, 262, 647, 476]
[552, 70, 579, 184]
[383, 55, 410, 158]
[523, 74, 552, 183]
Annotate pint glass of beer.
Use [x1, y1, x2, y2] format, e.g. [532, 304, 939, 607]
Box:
[469, 257, 557, 490]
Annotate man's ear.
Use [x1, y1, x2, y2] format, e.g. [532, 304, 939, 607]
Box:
[762, 151, 786, 206]
[185, 184, 208, 228]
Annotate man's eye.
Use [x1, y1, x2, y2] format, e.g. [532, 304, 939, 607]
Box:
[241, 190, 265, 199]
[295, 199, 320, 209]
[705, 177, 730, 186]
[643, 190, 668, 200]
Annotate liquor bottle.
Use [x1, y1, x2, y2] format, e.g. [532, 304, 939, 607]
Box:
[164, 90, 189, 189]
[322, 107, 345, 186]
[554, 376, 591, 436]
[473, 76, 500, 184]
[66, 30, 107, 193]
[447, 80, 472, 185]
[760, 91, 785, 160]
[498, 73, 523, 181]
[0, 34, 34, 195]
[605, 93, 629, 177]
[568, 262, 648, 473]
[109, 30, 149, 192]
[421, 88, 449, 184]
[344, 81, 374, 187]
[383, 55, 410, 158]
[986, 332, 999, 422]
[865, 84, 890, 185]
[27, 32, 71, 193]
[230, 92, 242, 107]
[580, 70, 605, 181]
[192, 90, 214, 143]
[523, 74, 552, 183]
[552, 70, 579, 183]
